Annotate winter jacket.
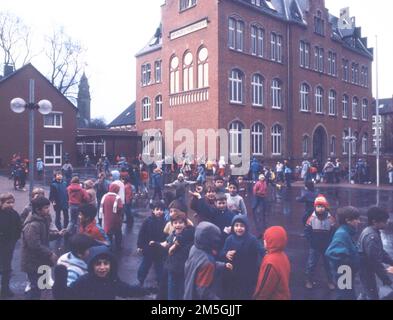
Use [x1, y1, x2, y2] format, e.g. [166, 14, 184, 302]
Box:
[325, 225, 360, 276]
[254, 226, 291, 300]
[253, 180, 267, 198]
[305, 212, 336, 252]
[79, 220, 110, 246]
[184, 222, 224, 300]
[86, 189, 97, 207]
[69, 246, 146, 300]
[67, 183, 89, 206]
[95, 179, 110, 201]
[164, 226, 195, 274]
[250, 160, 260, 173]
[57, 252, 88, 287]
[21, 213, 57, 273]
[221, 215, 264, 300]
[358, 226, 393, 286]
[225, 193, 247, 215]
[124, 183, 133, 205]
[152, 172, 163, 189]
[111, 170, 125, 204]
[137, 215, 167, 258]
[100, 184, 124, 234]
[49, 179, 69, 210]
[0, 208, 22, 244]
[166, 179, 195, 199]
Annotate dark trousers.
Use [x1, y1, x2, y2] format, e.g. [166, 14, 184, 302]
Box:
[55, 207, 69, 230]
[108, 228, 122, 251]
[359, 268, 379, 300]
[168, 271, 184, 300]
[67, 205, 80, 235]
[152, 188, 163, 201]
[285, 173, 292, 187]
[305, 248, 332, 282]
[0, 242, 16, 292]
[137, 255, 164, 286]
[26, 272, 41, 300]
[252, 197, 267, 223]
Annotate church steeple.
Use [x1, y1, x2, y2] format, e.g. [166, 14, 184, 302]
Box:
[77, 72, 91, 128]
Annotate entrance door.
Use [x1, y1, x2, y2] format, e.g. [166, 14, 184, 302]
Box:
[313, 127, 327, 165]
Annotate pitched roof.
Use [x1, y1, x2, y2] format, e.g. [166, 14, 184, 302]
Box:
[135, 25, 162, 57]
[108, 102, 136, 127]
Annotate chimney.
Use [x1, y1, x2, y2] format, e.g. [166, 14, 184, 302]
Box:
[3, 64, 15, 77]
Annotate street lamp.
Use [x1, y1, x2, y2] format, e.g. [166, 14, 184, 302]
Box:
[10, 79, 53, 196]
[344, 128, 357, 184]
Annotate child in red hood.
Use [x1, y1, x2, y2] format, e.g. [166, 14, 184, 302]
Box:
[99, 183, 124, 251]
[254, 226, 291, 300]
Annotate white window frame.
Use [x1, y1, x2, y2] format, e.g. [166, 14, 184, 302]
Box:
[342, 95, 349, 118]
[300, 83, 310, 112]
[302, 135, 309, 155]
[197, 47, 209, 88]
[236, 20, 244, 52]
[271, 79, 282, 109]
[155, 96, 163, 120]
[183, 52, 194, 92]
[328, 90, 336, 116]
[44, 112, 63, 128]
[315, 87, 324, 114]
[330, 136, 336, 156]
[141, 63, 151, 86]
[362, 134, 368, 155]
[252, 123, 264, 156]
[229, 69, 243, 104]
[155, 60, 162, 83]
[362, 99, 368, 121]
[229, 121, 244, 156]
[252, 74, 264, 107]
[228, 18, 236, 49]
[271, 125, 282, 155]
[180, 0, 196, 11]
[352, 97, 359, 120]
[142, 98, 151, 121]
[44, 141, 62, 166]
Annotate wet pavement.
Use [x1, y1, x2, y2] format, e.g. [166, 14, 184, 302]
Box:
[1, 175, 392, 300]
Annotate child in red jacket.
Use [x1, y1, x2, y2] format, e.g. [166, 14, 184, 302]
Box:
[254, 226, 291, 300]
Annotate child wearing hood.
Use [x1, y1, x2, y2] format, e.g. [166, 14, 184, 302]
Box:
[111, 170, 125, 204]
[68, 246, 148, 300]
[99, 183, 124, 251]
[184, 222, 233, 300]
[221, 215, 264, 300]
[254, 226, 291, 300]
[304, 195, 336, 290]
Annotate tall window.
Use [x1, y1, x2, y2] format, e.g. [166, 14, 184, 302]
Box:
[141, 63, 151, 86]
[315, 87, 324, 114]
[252, 74, 264, 107]
[362, 99, 368, 121]
[328, 90, 336, 116]
[252, 123, 264, 155]
[300, 41, 310, 68]
[302, 136, 309, 155]
[271, 33, 282, 62]
[183, 51, 194, 91]
[155, 95, 162, 120]
[271, 79, 282, 109]
[170, 56, 180, 94]
[351, 63, 359, 84]
[362, 133, 368, 155]
[229, 121, 244, 156]
[154, 60, 162, 83]
[271, 124, 282, 155]
[353, 132, 359, 155]
[197, 47, 209, 88]
[44, 142, 62, 166]
[330, 136, 336, 156]
[343, 130, 349, 154]
[328, 51, 337, 76]
[251, 25, 264, 57]
[342, 59, 349, 82]
[314, 47, 324, 72]
[229, 18, 244, 51]
[342, 94, 349, 118]
[180, 0, 196, 11]
[229, 69, 243, 104]
[352, 97, 359, 120]
[236, 20, 244, 52]
[364, 67, 369, 88]
[142, 98, 151, 121]
[300, 83, 310, 112]
[155, 132, 163, 156]
[314, 11, 325, 35]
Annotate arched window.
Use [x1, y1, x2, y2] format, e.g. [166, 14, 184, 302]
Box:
[252, 74, 264, 107]
[353, 132, 359, 155]
[229, 121, 244, 156]
[142, 98, 151, 121]
[271, 79, 282, 109]
[300, 83, 310, 112]
[197, 47, 209, 88]
[315, 86, 324, 114]
[155, 95, 162, 120]
[228, 18, 244, 51]
[229, 69, 244, 104]
[330, 136, 336, 156]
[352, 97, 359, 120]
[342, 94, 349, 118]
[302, 135, 309, 155]
[343, 130, 349, 154]
[271, 124, 282, 155]
[328, 90, 336, 115]
[252, 123, 264, 155]
[170, 56, 180, 94]
[155, 131, 163, 156]
[362, 133, 368, 155]
[183, 51, 194, 91]
[362, 99, 368, 121]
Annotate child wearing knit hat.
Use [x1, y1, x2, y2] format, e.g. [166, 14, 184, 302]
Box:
[304, 194, 336, 290]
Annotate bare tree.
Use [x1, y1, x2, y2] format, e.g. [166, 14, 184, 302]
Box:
[0, 12, 33, 67]
[45, 27, 86, 100]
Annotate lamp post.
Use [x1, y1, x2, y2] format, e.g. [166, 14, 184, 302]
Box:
[10, 79, 53, 196]
[344, 128, 357, 184]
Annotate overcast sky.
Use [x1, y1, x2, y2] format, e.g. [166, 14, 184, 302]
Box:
[1, 0, 391, 122]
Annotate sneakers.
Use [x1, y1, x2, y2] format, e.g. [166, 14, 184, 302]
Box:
[305, 280, 313, 289]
